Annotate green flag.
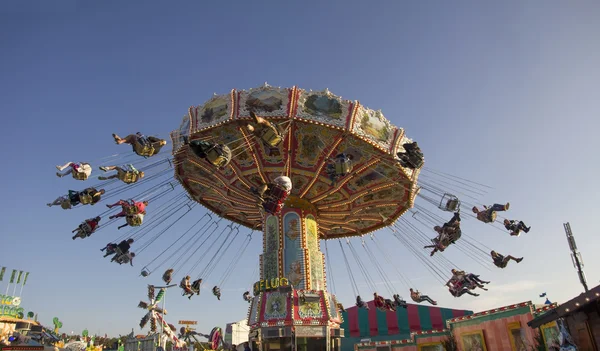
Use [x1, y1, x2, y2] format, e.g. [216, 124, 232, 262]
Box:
[9, 270, 16, 284]
[22, 272, 30, 286]
[0, 267, 5, 281]
[16, 271, 23, 284]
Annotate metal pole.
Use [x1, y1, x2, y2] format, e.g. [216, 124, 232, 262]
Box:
[564, 222, 589, 292]
[161, 289, 166, 351]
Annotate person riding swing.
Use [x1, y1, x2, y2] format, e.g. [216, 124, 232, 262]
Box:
[184, 136, 232, 169]
[113, 132, 167, 158]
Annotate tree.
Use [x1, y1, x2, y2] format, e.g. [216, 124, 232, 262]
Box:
[528, 330, 547, 351]
[441, 332, 459, 351]
[27, 311, 34, 320]
[52, 317, 63, 334]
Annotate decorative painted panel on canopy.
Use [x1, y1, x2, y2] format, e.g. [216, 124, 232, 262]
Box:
[172, 84, 422, 238]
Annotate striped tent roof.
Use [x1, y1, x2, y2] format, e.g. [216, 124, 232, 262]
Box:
[341, 300, 472, 339]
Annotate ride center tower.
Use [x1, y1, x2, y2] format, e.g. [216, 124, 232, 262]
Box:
[171, 84, 422, 351]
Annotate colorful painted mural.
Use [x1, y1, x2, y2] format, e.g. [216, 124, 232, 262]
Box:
[199, 97, 229, 125]
[263, 215, 279, 280]
[283, 212, 304, 289]
[295, 124, 326, 168]
[246, 89, 284, 113]
[298, 298, 323, 319]
[460, 330, 487, 351]
[263, 291, 288, 320]
[304, 94, 343, 120]
[306, 215, 324, 290]
[418, 343, 444, 351]
[355, 107, 394, 144]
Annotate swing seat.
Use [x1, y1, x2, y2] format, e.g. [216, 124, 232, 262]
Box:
[334, 159, 353, 175]
[266, 184, 290, 201]
[125, 204, 140, 215]
[141, 270, 150, 277]
[72, 171, 89, 181]
[121, 172, 138, 183]
[259, 127, 283, 147]
[439, 194, 460, 212]
[263, 200, 284, 215]
[80, 222, 93, 234]
[134, 140, 155, 157]
[484, 210, 497, 223]
[206, 146, 231, 168]
[126, 215, 143, 226]
[406, 154, 424, 169]
[79, 193, 93, 205]
[60, 200, 72, 210]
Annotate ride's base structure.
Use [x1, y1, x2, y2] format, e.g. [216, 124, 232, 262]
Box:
[246, 198, 344, 351]
[247, 285, 343, 351]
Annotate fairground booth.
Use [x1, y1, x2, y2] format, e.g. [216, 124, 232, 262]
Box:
[341, 300, 471, 351]
[345, 301, 563, 351]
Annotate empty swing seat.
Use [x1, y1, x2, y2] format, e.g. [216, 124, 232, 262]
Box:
[439, 194, 461, 212]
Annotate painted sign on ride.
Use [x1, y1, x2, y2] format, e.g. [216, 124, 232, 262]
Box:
[252, 277, 290, 296]
[0, 294, 25, 319]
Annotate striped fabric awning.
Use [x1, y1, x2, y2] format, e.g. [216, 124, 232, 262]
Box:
[341, 300, 472, 338]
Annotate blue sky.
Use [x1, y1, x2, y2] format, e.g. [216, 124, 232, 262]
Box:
[1, 0, 599, 337]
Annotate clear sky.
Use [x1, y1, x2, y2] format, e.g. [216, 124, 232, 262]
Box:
[1, 0, 599, 337]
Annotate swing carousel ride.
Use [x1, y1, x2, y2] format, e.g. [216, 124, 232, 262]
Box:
[49, 84, 530, 350]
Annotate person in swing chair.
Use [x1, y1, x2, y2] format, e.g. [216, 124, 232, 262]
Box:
[491, 250, 523, 268]
[448, 269, 489, 291]
[251, 175, 292, 215]
[180, 276, 196, 299]
[244, 110, 284, 155]
[102, 238, 134, 258]
[212, 286, 221, 300]
[355, 295, 369, 310]
[425, 212, 461, 256]
[72, 216, 101, 240]
[113, 252, 135, 266]
[56, 161, 93, 180]
[98, 164, 145, 184]
[242, 291, 253, 303]
[396, 141, 424, 169]
[183, 136, 232, 169]
[472, 202, 510, 223]
[325, 153, 353, 185]
[47, 188, 105, 209]
[409, 288, 437, 305]
[392, 294, 407, 308]
[112, 132, 167, 158]
[503, 219, 531, 236]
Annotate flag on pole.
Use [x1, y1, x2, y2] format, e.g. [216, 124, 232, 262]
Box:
[16, 271, 23, 284]
[9, 270, 17, 284]
[22, 272, 30, 286]
[0, 267, 5, 282]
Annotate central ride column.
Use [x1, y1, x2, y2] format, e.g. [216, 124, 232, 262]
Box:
[260, 196, 325, 291]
